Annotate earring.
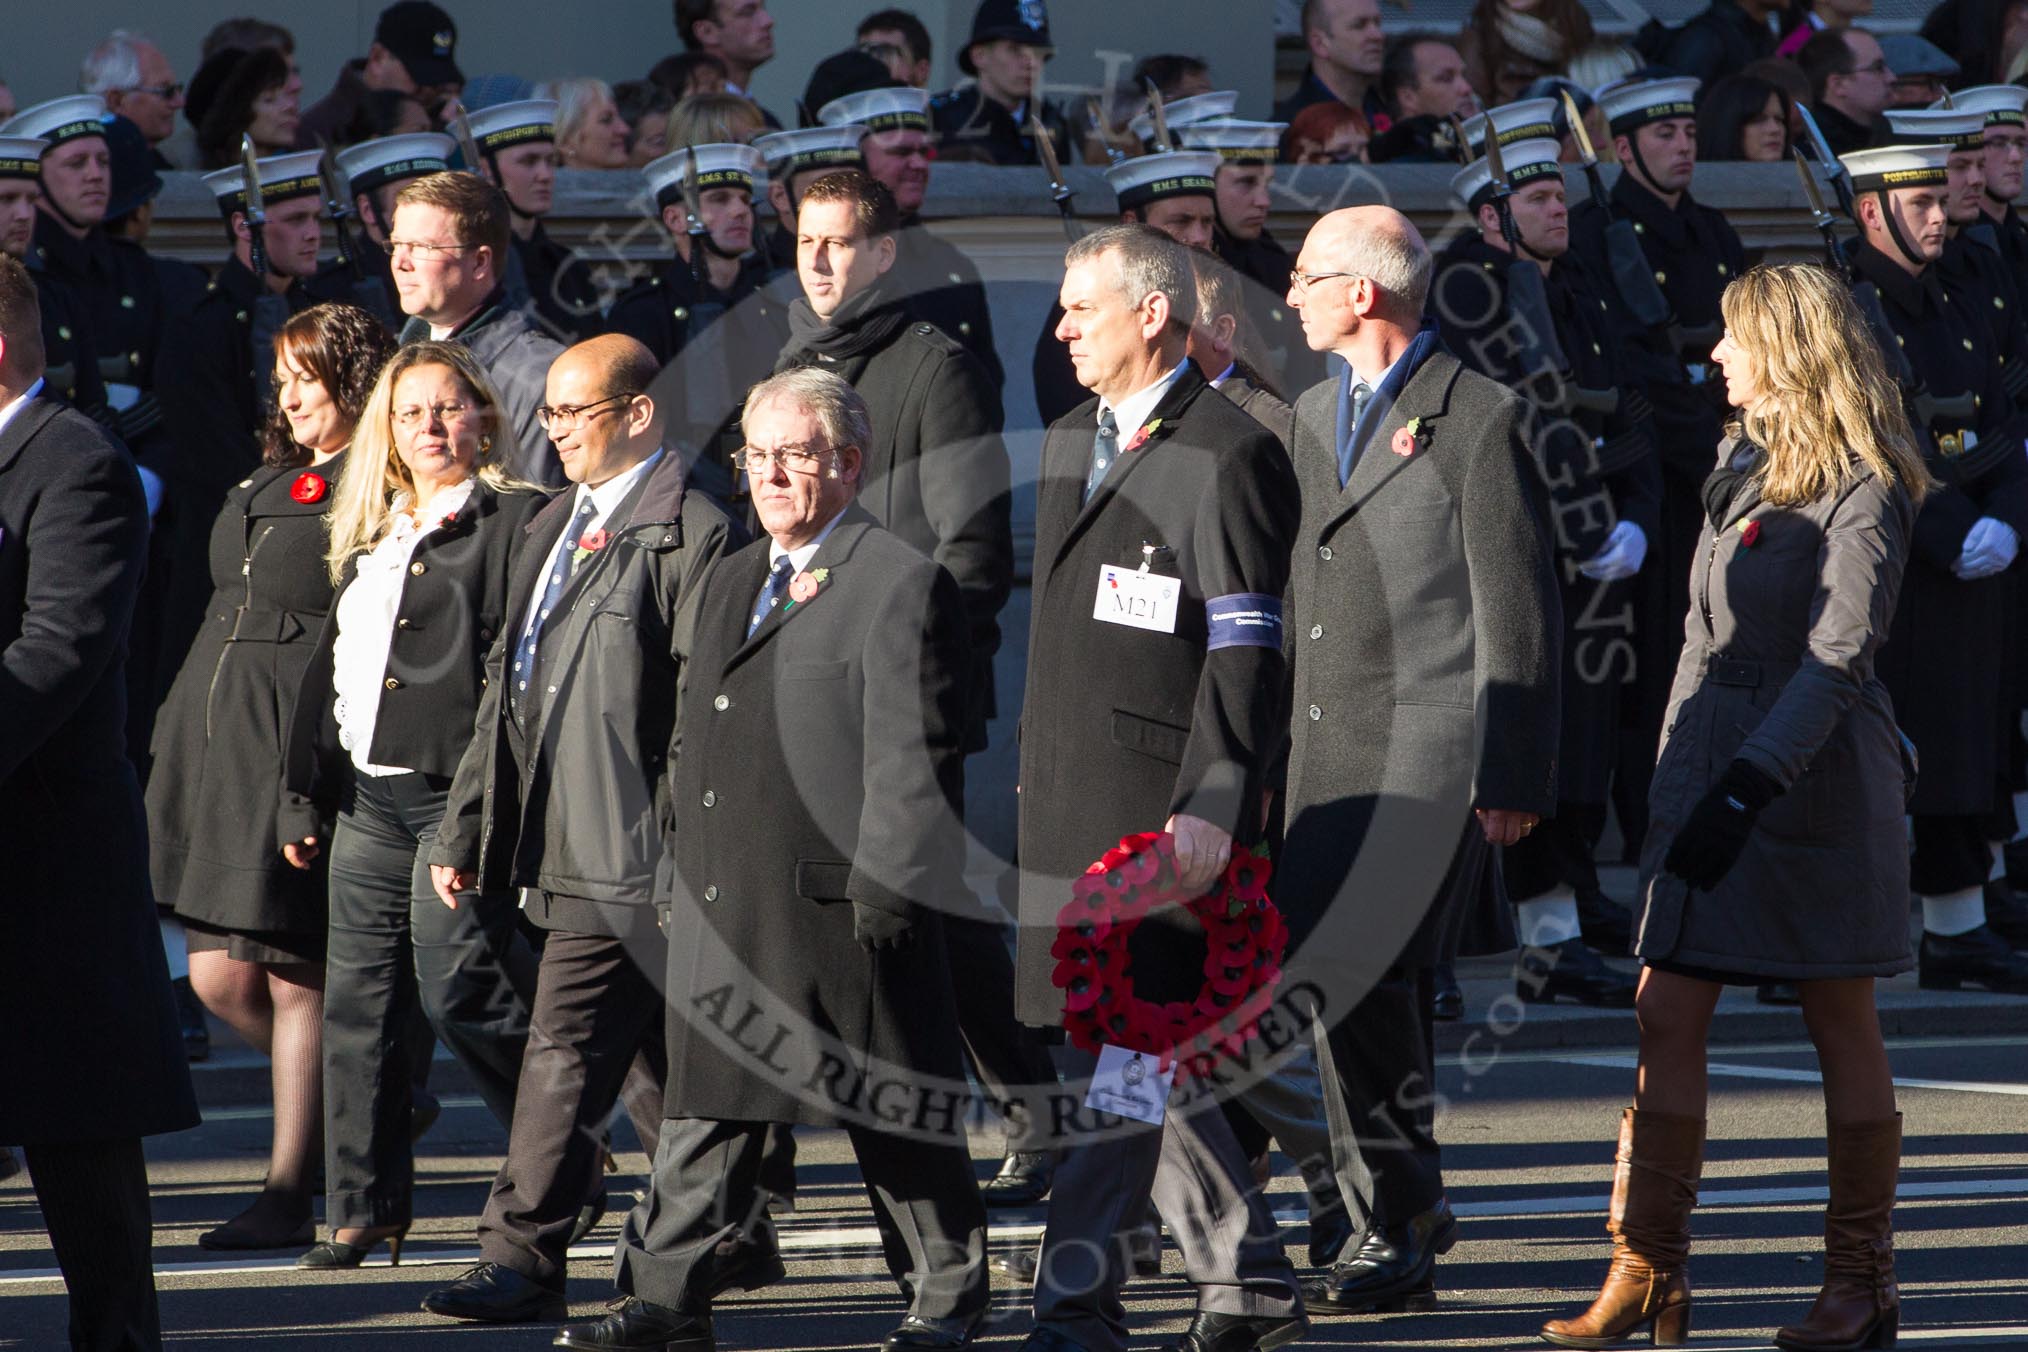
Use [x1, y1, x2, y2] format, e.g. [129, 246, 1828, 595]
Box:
[478, 435, 492, 456]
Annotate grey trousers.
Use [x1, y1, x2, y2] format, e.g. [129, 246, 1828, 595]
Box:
[616, 1116, 989, 1322]
[1033, 1051, 1302, 1352]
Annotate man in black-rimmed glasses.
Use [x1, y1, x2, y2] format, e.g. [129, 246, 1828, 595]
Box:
[422, 334, 742, 1325]
[390, 170, 565, 484]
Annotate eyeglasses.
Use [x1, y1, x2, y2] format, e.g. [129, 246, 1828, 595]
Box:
[1851, 59, 1890, 76]
[122, 82, 184, 100]
[740, 444, 840, 475]
[383, 237, 477, 260]
[535, 392, 640, 431]
[393, 400, 475, 429]
[1289, 268, 1356, 291]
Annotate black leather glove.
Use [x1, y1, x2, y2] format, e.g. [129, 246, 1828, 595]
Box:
[1664, 759, 1782, 891]
[852, 902, 916, 952]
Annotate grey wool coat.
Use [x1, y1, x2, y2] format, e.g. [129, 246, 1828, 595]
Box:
[1277, 350, 1561, 984]
[1636, 440, 1917, 980]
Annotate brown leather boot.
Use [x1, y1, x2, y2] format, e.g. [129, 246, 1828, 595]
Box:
[1540, 1108, 1703, 1349]
[1774, 1115, 1902, 1351]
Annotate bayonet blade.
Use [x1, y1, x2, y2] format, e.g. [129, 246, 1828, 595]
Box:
[1032, 108, 1070, 198]
[1793, 146, 1833, 226]
[239, 132, 266, 223]
[1794, 103, 1841, 178]
[1088, 95, 1129, 165]
[1481, 116, 1511, 196]
[316, 141, 351, 222]
[1560, 88, 1597, 168]
[450, 105, 486, 177]
[1143, 78, 1173, 153]
[679, 146, 706, 234]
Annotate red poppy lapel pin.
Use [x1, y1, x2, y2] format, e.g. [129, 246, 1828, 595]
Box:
[1390, 416, 1428, 458]
[572, 528, 610, 566]
[783, 567, 831, 612]
[1122, 418, 1166, 454]
[1740, 519, 1761, 548]
[289, 471, 328, 504]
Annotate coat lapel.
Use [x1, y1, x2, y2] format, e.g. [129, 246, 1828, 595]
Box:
[1049, 361, 1208, 570]
[731, 506, 873, 663]
[0, 398, 61, 477]
[1320, 351, 1463, 538]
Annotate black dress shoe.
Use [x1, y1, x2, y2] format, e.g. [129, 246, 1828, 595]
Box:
[553, 1297, 711, 1351]
[1920, 925, 2028, 993]
[705, 1235, 786, 1297]
[1756, 981, 1801, 1006]
[422, 1262, 567, 1322]
[1161, 1310, 1309, 1352]
[1576, 887, 1634, 955]
[882, 1312, 983, 1351]
[1304, 1198, 1457, 1314]
[1430, 964, 1463, 1023]
[980, 1151, 1055, 1206]
[1516, 937, 1637, 1008]
[1984, 880, 2028, 948]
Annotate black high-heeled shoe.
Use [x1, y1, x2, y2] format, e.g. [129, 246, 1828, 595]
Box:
[200, 1190, 316, 1250]
[297, 1224, 409, 1268]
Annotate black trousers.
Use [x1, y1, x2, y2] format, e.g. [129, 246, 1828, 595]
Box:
[1503, 802, 1608, 903]
[23, 1137, 161, 1351]
[323, 770, 538, 1228]
[1910, 813, 1995, 897]
[944, 914, 1060, 1151]
[478, 914, 669, 1286]
[1316, 966, 1443, 1238]
[616, 1116, 988, 1322]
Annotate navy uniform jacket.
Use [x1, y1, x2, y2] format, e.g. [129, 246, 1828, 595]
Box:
[511, 221, 601, 344]
[29, 212, 173, 468]
[891, 214, 1004, 388]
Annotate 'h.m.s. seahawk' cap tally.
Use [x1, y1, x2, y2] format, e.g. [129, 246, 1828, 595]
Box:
[1106, 149, 1220, 211]
[1882, 109, 1984, 151]
[0, 96, 109, 150]
[336, 133, 456, 197]
[201, 150, 326, 216]
[0, 136, 50, 180]
[1452, 136, 1563, 210]
[818, 87, 931, 135]
[754, 125, 867, 178]
[465, 100, 557, 153]
[1179, 118, 1287, 163]
[1598, 77, 1700, 136]
[1129, 89, 1239, 145]
[1459, 97, 1558, 154]
[1937, 84, 2028, 127]
[644, 143, 765, 208]
[1840, 143, 1951, 192]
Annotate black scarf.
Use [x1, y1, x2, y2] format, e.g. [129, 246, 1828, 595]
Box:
[1701, 435, 1765, 528]
[783, 283, 909, 365]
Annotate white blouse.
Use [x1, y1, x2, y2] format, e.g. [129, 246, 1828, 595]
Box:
[331, 478, 477, 776]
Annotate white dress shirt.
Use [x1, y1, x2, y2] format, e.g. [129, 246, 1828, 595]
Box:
[332, 477, 478, 776]
[767, 503, 846, 573]
[518, 449, 662, 651]
[1101, 360, 1188, 445]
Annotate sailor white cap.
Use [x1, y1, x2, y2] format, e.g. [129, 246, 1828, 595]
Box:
[335, 132, 456, 196]
[1459, 97, 1559, 154]
[754, 125, 866, 178]
[1178, 117, 1286, 162]
[1598, 77, 1700, 136]
[1451, 136, 1563, 210]
[1936, 85, 2028, 127]
[1129, 89, 1239, 145]
[1883, 108, 1985, 151]
[1105, 149, 1220, 210]
[201, 149, 326, 216]
[0, 136, 50, 180]
[817, 87, 930, 134]
[0, 96, 109, 149]
[643, 142, 765, 207]
[465, 99, 558, 153]
[1839, 142, 1951, 192]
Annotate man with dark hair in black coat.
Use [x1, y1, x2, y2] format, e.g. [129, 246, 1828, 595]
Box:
[0, 251, 200, 1352]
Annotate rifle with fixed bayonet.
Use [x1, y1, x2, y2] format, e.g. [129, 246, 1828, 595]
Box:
[1032, 106, 1082, 242]
[239, 134, 291, 408]
[1456, 114, 1567, 376]
[315, 141, 399, 328]
[1561, 89, 1674, 335]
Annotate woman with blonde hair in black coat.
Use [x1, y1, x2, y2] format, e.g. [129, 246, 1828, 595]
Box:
[1542, 262, 1931, 1351]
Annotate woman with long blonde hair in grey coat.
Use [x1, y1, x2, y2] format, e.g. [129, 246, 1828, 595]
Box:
[1542, 262, 1931, 1351]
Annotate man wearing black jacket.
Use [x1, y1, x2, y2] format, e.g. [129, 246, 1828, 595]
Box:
[1658, 0, 1779, 87]
[420, 335, 739, 1323]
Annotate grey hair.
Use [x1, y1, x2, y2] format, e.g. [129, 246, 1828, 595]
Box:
[1341, 219, 1433, 317]
[1064, 223, 1197, 332]
[742, 367, 874, 458]
[80, 31, 153, 96]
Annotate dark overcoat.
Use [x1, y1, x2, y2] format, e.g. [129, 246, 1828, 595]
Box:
[433, 453, 738, 915]
[0, 397, 199, 1142]
[1012, 360, 1299, 1026]
[1853, 243, 2028, 815]
[148, 456, 345, 940]
[660, 508, 974, 1126]
[284, 479, 549, 820]
[1637, 446, 1917, 979]
[891, 215, 1004, 388]
[1278, 351, 1561, 985]
[776, 306, 1013, 745]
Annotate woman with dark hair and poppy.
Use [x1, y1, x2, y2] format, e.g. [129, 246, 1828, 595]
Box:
[187, 42, 303, 169]
[1698, 74, 1794, 163]
[147, 303, 394, 1250]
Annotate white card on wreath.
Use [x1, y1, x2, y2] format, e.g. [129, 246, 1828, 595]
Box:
[1083, 1043, 1175, 1125]
[1093, 565, 1180, 634]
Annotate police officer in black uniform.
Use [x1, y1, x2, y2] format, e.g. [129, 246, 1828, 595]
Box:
[1839, 143, 2028, 992]
[466, 99, 600, 343]
[1568, 76, 1747, 875]
[818, 83, 1004, 386]
[314, 131, 456, 330]
[605, 142, 790, 505]
[156, 153, 330, 691]
[1431, 127, 1657, 1007]
[930, 0, 1072, 167]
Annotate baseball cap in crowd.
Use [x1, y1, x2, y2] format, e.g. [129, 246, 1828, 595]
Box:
[376, 1, 464, 89]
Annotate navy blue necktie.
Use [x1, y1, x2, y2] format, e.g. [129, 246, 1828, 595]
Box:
[748, 556, 796, 638]
[512, 498, 597, 712]
[1339, 380, 1373, 486]
[1084, 407, 1120, 504]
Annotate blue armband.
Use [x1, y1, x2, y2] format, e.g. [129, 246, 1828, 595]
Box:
[1205, 593, 1283, 650]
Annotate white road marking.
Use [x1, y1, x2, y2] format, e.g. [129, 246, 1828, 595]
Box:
[1547, 1052, 2028, 1097]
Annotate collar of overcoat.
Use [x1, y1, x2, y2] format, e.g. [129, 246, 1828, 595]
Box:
[1039, 356, 1210, 573]
[0, 396, 61, 477]
[714, 500, 878, 672]
[1295, 344, 1465, 539]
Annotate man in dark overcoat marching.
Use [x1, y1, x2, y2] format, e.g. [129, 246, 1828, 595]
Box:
[1282, 206, 1562, 1314]
[0, 252, 199, 1350]
[556, 366, 989, 1352]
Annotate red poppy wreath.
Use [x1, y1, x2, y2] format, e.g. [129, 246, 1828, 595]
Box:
[1050, 832, 1288, 1079]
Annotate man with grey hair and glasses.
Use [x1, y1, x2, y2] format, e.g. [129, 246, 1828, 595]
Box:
[79, 30, 184, 166]
[556, 367, 990, 1352]
[1012, 222, 1305, 1352]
